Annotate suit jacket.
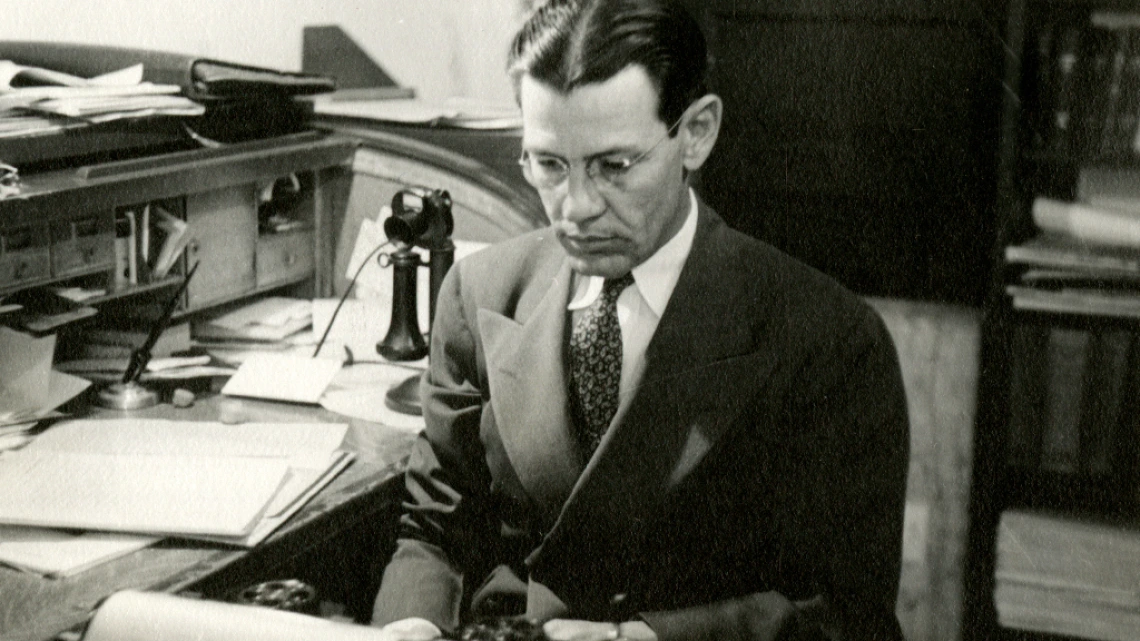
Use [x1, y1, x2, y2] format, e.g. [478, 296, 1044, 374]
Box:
[373, 201, 910, 641]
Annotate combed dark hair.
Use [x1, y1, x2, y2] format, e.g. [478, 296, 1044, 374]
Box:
[507, 0, 708, 126]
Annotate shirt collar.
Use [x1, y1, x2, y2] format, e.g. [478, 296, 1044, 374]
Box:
[567, 188, 698, 316]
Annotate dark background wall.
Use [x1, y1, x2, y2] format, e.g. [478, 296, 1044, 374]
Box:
[684, 0, 1007, 305]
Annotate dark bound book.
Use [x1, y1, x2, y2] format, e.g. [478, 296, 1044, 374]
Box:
[1039, 327, 1090, 474]
[1007, 325, 1049, 469]
[1080, 330, 1132, 476]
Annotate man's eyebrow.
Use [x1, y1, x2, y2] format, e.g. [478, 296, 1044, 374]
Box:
[521, 145, 561, 157]
[523, 143, 641, 160]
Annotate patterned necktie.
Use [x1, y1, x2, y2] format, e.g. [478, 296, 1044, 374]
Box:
[568, 273, 634, 458]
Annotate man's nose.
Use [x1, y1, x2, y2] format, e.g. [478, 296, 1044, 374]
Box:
[561, 167, 606, 224]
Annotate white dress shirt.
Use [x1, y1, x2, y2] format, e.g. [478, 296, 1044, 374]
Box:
[567, 188, 698, 426]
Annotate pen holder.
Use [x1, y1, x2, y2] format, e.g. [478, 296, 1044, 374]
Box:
[97, 380, 159, 410]
[98, 261, 199, 411]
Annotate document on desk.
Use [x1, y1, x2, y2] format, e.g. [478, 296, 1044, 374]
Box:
[193, 297, 313, 342]
[0, 526, 159, 578]
[0, 327, 91, 441]
[0, 419, 352, 545]
[193, 449, 355, 548]
[221, 353, 342, 404]
[320, 363, 427, 432]
[0, 451, 289, 536]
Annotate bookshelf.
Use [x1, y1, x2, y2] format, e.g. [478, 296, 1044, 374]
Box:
[965, 2, 1140, 640]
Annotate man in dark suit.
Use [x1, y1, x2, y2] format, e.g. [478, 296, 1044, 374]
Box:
[372, 1, 909, 639]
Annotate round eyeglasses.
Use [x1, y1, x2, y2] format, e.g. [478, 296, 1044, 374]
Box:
[518, 115, 683, 191]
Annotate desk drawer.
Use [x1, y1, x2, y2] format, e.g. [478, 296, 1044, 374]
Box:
[0, 225, 51, 290]
[51, 213, 115, 277]
[256, 230, 313, 287]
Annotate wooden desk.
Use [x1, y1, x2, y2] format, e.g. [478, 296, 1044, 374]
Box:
[0, 391, 418, 641]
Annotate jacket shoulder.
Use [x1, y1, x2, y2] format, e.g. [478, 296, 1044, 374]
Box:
[704, 217, 890, 348]
[449, 228, 563, 311]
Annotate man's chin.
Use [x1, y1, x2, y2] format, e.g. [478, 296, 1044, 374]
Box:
[565, 254, 634, 278]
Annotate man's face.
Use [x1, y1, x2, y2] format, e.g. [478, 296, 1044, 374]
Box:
[519, 66, 690, 278]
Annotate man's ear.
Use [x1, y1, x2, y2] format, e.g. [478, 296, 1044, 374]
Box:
[679, 94, 722, 172]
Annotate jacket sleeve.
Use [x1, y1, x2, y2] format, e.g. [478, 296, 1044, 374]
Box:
[641, 309, 910, 641]
[372, 263, 494, 633]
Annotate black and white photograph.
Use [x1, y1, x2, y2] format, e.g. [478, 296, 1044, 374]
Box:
[1, 2, 1133, 641]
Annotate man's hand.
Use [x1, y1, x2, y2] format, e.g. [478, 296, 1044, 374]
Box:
[377, 617, 443, 641]
[542, 619, 657, 641]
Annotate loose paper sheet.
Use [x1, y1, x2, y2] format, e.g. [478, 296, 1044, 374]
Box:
[0, 327, 91, 426]
[221, 354, 342, 404]
[320, 363, 427, 432]
[210, 297, 312, 331]
[0, 526, 158, 577]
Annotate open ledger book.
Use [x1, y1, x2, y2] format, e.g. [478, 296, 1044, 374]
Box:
[0, 419, 352, 575]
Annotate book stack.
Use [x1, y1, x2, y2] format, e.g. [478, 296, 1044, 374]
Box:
[1006, 166, 1140, 319]
[996, 509, 1140, 641]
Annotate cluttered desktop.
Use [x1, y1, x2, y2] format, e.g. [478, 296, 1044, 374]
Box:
[0, 33, 540, 641]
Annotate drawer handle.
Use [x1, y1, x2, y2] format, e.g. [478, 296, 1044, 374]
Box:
[284, 253, 296, 266]
[13, 261, 28, 280]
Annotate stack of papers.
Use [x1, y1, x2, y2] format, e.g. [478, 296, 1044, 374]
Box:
[79, 320, 193, 359]
[0, 418, 353, 577]
[193, 297, 313, 343]
[0, 61, 204, 138]
[997, 509, 1140, 641]
[0, 450, 288, 536]
[312, 95, 521, 130]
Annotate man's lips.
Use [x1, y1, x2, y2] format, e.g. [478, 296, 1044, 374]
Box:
[562, 235, 620, 253]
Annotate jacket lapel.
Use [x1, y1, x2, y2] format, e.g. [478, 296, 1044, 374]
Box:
[479, 257, 582, 519]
